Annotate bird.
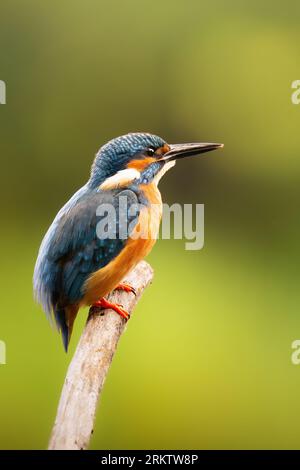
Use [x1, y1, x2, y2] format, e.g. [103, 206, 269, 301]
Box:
[33, 133, 223, 351]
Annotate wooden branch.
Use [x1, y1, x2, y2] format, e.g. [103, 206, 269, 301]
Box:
[48, 261, 154, 450]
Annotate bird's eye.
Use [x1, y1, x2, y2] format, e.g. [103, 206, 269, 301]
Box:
[146, 147, 155, 157]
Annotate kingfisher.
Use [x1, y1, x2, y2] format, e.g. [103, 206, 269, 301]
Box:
[33, 133, 223, 351]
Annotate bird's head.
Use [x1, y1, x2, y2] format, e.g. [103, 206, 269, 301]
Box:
[89, 132, 223, 190]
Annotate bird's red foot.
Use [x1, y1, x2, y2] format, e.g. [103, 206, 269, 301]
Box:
[92, 297, 130, 320]
[115, 283, 136, 296]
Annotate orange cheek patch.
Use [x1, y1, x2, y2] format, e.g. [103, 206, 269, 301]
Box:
[127, 145, 171, 171]
[127, 157, 156, 171]
[156, 144, 170, 156]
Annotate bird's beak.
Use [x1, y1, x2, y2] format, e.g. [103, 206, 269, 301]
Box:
[161, 142, 224, 162]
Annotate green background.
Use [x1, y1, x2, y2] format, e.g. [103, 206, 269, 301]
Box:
[1, 0, 300, 449]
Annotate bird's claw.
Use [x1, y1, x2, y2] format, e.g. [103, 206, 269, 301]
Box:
[92, 298, 130, 321]
[115, 283, 136, 296]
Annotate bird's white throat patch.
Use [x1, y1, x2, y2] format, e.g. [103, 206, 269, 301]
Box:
[99, 168, 140, 190]
[153, 160, 176, 186]
[99, 160, 176, 190]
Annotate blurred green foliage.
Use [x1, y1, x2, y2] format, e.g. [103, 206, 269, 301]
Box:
[0, 0, 300, 449]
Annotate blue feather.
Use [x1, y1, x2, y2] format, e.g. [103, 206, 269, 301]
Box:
[33, 185, 140, 321]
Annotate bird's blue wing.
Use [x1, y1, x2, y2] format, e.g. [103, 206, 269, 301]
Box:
[33, 188, 140, 315]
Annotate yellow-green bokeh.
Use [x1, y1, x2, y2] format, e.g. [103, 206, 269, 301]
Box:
[0, 0, 300, 449]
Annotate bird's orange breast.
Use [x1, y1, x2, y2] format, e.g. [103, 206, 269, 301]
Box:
[82, 183, 162, 306]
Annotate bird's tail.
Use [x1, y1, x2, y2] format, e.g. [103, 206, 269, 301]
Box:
[54, 305, 78, 352]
